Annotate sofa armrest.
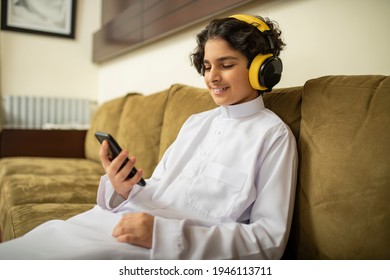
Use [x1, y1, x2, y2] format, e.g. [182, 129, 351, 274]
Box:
[0, 129, 87, 158]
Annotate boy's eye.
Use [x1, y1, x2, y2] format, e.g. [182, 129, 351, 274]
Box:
[203, 64, 234, 72]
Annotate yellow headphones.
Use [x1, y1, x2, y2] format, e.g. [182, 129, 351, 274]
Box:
[229, 14, 283, 91]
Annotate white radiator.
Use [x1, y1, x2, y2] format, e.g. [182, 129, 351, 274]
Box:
[2, 95, 97, 129]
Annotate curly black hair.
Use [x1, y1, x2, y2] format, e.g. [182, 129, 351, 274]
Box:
[190, 16, 286, 76]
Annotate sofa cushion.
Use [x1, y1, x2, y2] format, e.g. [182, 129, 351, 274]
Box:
[85, 95, 130, 163]
[0, 157, 104, 182]
[297, 75, 390, 259]
[116, 89, 170, 178]
[3, 203, 95, 241]
[0, 173, 101, 233]
[0, 173, 100, 206]
[0, 157, 103, 238]
[158, 84, 217, 160]
[264, 86, 302, 141]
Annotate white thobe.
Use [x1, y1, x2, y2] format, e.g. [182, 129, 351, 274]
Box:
[0, 96, 298, 260]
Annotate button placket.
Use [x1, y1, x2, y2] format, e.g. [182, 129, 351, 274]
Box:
[197, 117, 229, 162]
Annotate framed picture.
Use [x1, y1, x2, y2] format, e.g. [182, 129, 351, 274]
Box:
[1, 0, 77, 39]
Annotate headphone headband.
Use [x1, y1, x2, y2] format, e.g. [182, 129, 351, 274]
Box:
[229, 14, 270, 33]
[230, 14, 274, 51]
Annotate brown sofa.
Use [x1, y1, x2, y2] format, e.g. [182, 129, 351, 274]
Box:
[0, 75, 389, 259]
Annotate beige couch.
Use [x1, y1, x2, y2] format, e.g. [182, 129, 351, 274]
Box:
[0, 75, 389, 259]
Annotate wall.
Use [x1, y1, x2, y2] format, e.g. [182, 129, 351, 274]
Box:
[0, 0, 101, 100]
[98, 0, 390, 102]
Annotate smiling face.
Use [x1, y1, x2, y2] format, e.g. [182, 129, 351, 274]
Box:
[203, 38, 259, 106]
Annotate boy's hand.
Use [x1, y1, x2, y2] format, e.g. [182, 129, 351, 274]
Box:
[99, 140, 143, 199]
[113, 212, 154, 248]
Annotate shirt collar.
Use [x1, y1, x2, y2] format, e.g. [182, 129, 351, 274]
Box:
[220, 96, 265, 119]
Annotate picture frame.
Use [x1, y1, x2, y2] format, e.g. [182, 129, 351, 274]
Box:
[1, 0, 77, 39]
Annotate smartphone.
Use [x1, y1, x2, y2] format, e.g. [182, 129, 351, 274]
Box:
[95, 131, 146, 187]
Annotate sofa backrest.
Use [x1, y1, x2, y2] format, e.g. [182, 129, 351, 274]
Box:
[291, 75, 390, 259]
[264, 86, 302, 141]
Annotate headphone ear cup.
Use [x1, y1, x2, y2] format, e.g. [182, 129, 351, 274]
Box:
[249, 54, 283, 91]
[260, 57, 283, 91]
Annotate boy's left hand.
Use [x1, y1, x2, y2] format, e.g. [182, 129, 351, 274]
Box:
[113, 212, 154, 249]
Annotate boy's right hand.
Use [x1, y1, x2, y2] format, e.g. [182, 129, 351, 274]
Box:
[99, 140, 143, 199]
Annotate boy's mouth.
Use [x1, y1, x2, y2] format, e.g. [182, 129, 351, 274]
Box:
[211, 87, 229, 94]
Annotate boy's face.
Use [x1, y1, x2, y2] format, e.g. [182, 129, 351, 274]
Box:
[203, 38, 259, 106]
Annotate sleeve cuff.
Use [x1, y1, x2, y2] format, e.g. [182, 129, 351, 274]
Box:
[97, 174, 113, 209]
[150, 216, 186, 259]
